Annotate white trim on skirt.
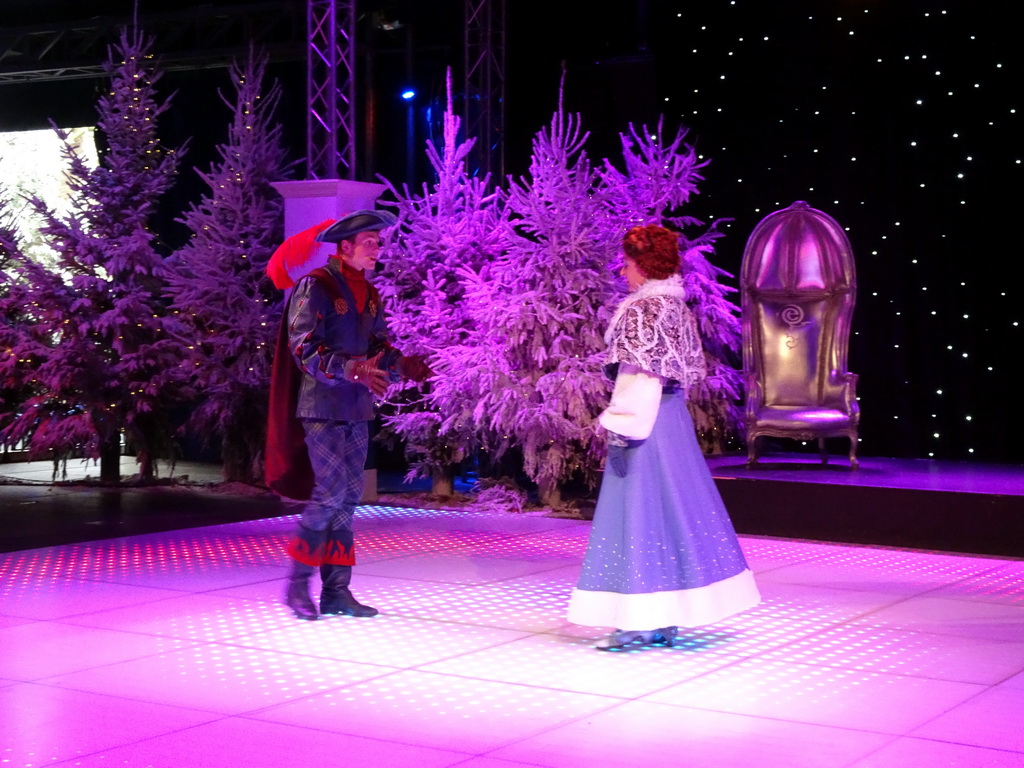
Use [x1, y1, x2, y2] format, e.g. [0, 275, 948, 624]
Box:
[567, 568, 761, 630]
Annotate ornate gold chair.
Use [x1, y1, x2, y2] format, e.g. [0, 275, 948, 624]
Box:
[741, 201, 859, 467]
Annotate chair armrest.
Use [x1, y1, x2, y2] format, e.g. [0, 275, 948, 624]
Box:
[744, 372, 762, 422]
[832, 371, 859, 417]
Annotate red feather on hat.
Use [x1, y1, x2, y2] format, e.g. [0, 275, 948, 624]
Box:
[266, 219, 335, 289]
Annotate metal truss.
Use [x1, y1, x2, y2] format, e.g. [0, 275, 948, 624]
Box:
[0, 3, 303, 85]
[463, 0, 506, 182]
[306, 0, 357, 180]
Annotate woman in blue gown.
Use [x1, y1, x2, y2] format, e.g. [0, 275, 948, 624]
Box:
[567, 225, 760, 649]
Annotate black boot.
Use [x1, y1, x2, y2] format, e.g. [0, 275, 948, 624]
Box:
[285, 562, 319, 621]
[320, 564, 378, 617]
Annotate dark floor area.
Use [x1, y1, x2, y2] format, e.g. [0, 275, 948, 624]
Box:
[3, 454, 1023, 557]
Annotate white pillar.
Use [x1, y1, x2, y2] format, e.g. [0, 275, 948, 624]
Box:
[271, 178, 388, 237]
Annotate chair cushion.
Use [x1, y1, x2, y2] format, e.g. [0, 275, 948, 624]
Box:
[752, 406, 853, 430]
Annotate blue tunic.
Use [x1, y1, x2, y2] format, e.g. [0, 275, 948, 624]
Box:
[288, 261, 395, 422]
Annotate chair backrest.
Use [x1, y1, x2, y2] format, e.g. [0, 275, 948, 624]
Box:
[741, 202, 856, 409]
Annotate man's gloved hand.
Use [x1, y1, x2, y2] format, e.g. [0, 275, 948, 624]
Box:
[345, 352, 390, 397]
[607, 432, 629, 478]
[397, 354, 432, 383]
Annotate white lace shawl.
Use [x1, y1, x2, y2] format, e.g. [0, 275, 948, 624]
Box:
[604, 274, 707, 388]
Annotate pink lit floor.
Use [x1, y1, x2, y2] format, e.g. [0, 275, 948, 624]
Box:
[2, 503, 1024, 767]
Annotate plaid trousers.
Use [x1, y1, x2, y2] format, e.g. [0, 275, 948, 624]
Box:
[287, 419, 368, 566]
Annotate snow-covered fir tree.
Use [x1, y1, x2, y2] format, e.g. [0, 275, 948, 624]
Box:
[375, 74, 506, 495]
[598, 120, 743, 451]
[0, 30, 185, 482]
[455, 100, 619, 506]
[164, 51, 288, 483]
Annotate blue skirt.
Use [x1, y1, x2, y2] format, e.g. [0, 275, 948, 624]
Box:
[568, 392, 760, 629]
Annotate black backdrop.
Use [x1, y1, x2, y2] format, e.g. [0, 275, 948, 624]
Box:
[2, 0, 1021, 464]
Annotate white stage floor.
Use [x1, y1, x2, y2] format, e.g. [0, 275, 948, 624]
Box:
[2, 503, 1024, 767]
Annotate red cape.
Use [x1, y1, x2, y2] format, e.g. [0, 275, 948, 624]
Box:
[264, 268, 342, 500]
[264, 298, 315, 500]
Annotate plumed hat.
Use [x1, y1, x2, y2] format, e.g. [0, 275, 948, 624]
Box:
[315, 209, 397, 243]
[265, 209, 398, 290]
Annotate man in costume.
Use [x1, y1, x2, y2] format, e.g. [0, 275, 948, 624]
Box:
[265, 209, 430, 620]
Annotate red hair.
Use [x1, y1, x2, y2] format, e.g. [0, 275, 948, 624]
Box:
[622, 225, 680, 280]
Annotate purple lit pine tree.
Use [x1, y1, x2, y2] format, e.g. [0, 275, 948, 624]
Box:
[376, 74, 506, 495]
[454, 101, 618, 506]
[165, 51, 288, 483]
[598, 120, 743, 452]
[0, 29, 185, 483]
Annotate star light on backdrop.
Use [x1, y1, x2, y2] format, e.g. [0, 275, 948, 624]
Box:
[644, 1, 1021, 462]
[1, 0, 1019, 466]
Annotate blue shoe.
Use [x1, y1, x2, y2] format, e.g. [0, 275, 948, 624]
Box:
[595, 626, 677, 650]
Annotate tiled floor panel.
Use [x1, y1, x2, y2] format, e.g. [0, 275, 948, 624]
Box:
[2, 503, 1023, 767]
